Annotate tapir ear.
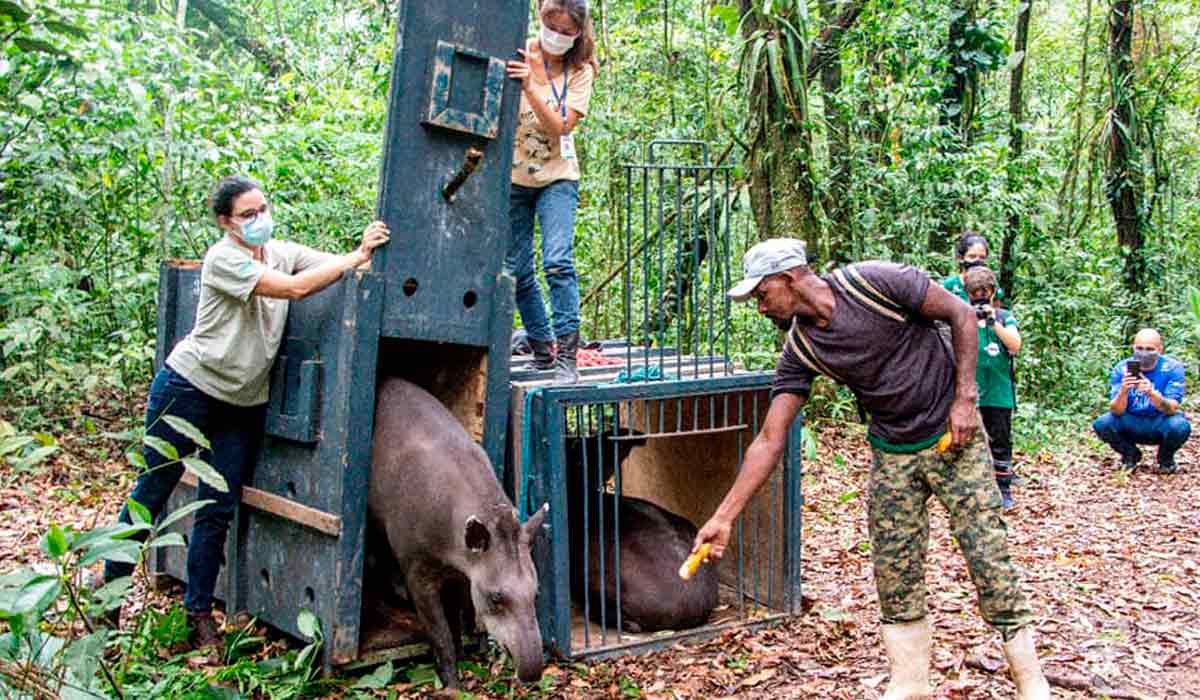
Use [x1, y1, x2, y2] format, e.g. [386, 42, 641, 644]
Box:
[522, 503, 549, 542]
[464, 516, 490, 553]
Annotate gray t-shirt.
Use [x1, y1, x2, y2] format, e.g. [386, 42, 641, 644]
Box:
[166, 236, 334, 406]
[771, 262, 957, 450]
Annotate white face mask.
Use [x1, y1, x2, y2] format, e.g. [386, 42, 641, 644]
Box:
[539, 26, 577, 56]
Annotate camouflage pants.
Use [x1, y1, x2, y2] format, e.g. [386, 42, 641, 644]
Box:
[868, 430, 1032, 637]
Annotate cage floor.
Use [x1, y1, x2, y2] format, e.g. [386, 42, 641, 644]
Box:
[510, 338, 745, 386]
[567, 583, 780, 656]
[357, 596, 427, 654]
[351, 595, 480, 669]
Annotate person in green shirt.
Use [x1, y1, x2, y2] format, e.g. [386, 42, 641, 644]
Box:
[964, 266, 1022, 509]
[944, 232, 1005, 304]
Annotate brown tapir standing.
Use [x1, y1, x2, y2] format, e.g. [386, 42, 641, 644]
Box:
[368, 377, 547, 689]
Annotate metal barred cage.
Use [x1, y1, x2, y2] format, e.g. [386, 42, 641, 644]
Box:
[510, 380, 803, 658]
[507, 140, 804, 659]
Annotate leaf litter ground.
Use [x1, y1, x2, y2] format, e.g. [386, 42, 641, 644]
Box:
[2, 415, 1198, 699]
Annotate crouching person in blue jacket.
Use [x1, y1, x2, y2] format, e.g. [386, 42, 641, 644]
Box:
[1092, 328, 1190, 474]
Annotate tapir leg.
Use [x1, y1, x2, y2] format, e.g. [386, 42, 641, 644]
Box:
[406, 563, 460, 688]
[441, 578, 469, 662]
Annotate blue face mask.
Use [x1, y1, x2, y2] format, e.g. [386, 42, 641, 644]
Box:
[1134, 349, 1159, 371]
[240, 211, 274, 246]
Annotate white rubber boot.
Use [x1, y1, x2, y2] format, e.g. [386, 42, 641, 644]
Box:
[880, 619, 932, 700]
[1002, 626, 1051, 700]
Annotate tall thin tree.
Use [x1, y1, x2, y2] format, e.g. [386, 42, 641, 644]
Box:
[1104, 0, 1146, 296]
[1000, 0, 1033, 298]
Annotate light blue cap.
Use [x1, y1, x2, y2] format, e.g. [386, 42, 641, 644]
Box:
[727, 238, 808, 302]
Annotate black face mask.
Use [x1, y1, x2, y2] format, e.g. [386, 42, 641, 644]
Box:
[970, 298, 988, 308]
[960, 259, 987, 271]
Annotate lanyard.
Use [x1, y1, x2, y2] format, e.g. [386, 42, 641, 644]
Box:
[542, 58, 569, 123]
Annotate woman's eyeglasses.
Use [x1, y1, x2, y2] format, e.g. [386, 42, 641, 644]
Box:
[235, 202, 270, 223]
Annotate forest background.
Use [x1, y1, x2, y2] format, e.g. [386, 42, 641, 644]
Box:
[0, 0, 1199, 696]
[2, 0, 1200, 450]
[3, 0, 1200, 456]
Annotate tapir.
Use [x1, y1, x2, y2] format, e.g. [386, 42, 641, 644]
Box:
[565, 430, 718, 633]
[368, 377, 546, 688]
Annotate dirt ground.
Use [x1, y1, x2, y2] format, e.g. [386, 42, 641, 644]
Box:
[2, 417, 1198, 699]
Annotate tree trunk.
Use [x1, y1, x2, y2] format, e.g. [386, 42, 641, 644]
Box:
[1000, 0, 1032, 299]
[1057, 0, 1093, 235]
[190, 0, 289, 77]
[737, 0, 865, 251]
[819, 0, 853, 265]
[737, 0, 811, 244]
[1105, 0, 1146, 295]
[930, 0, 979, 253]
[807, 1, 865, 81]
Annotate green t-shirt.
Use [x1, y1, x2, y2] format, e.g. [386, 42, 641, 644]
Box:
[976, 308, 1017, 409]
[942, 275, 1005, 304]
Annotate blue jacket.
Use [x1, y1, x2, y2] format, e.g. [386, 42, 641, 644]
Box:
[1108, 355, 1186, 417]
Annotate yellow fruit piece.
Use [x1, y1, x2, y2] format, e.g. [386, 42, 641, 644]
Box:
[936, 432, 953, 453]
[679, 544, 712, 581]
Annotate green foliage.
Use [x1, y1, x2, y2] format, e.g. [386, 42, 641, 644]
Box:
[0, 0, 1198, 691]
[0, 504, 331, 700]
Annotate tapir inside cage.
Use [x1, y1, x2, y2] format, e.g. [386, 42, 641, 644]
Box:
[510, 380, 804, 659]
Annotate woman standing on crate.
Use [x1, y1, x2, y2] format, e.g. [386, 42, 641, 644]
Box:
[505, 0, 597, 384]
[96, 175, 389, 649]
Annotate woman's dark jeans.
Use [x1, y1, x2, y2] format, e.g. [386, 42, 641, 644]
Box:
[104, 366, 265, 613]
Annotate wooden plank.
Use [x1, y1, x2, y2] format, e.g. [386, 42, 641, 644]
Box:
[179, 471, 342, 537]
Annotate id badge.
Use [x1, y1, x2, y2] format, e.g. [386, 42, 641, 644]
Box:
[559, 132, 577, 161]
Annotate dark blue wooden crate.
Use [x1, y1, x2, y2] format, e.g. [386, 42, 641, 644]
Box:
[154, 263, 384, 664]
[149, 0, 528, 668]
[373, 1, 527, 347]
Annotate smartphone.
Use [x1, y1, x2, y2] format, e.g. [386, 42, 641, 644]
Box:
[1126, 359, 1141, 377]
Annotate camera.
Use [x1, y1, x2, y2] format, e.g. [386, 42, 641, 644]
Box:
[970, 298, 991, 321]
[1126, 359, 1141, 378]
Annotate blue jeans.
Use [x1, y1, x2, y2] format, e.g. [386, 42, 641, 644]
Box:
[105, 366, 265, 613]
[1092, 411, 1192, 466]
[506, 180, 580, 341]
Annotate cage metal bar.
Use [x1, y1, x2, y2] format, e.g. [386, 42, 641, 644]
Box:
[751, 394, 761, 612]
[646, 138, 710, 165]
[785, 412, 805, 613]
[735, 391, 745, 619]
[722, 168, 731, 369]
[543, 397, 572, 654]
[674, 167, 683, 377]
[610, 401, 622, 642]
[655, 167, 664, 371]
[593, 404, 608, 646]
[641, 167, 650, 374]
[624, 167, 633, 380]
[606, 424, 748, 440]
[577, 407, 591, 650]
[622, 164, 731, 172]
[691, 166, 701, 377]
[767, 391, 777, 610]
